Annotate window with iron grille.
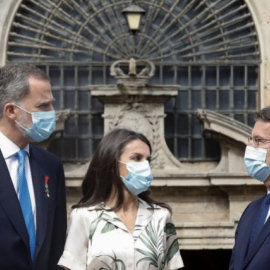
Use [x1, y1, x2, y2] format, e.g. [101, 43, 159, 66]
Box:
[7, 0, 259, 162]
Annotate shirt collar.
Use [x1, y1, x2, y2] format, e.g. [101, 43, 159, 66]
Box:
[0, 131, 30, 158]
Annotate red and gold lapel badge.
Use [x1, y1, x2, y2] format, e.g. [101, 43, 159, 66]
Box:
[44, 175, 50, 198]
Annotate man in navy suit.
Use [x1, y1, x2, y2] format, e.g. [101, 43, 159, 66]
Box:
[229, 106, 270, 270]
[0, 63, 67, 270]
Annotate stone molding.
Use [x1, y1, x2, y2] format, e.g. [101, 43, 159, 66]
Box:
[196, 109, 252, 145]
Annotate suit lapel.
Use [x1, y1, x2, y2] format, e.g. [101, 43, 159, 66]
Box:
[29, 146, 48, 261]
[0, 151, 30, 250]
[242, 197, 270, 269]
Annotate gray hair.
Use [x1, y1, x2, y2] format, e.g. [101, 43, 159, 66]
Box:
[0, 63, 50, 118]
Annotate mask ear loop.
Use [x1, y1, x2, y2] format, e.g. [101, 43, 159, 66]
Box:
[15, 119, 28, 131]
[13, 103, 33, 130]
[118, 160, 126, 165]
[13, 103, 32, 115]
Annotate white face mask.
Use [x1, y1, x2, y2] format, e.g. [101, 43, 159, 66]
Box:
[119, 160, 153, 195]
[244, 145, 270, 182]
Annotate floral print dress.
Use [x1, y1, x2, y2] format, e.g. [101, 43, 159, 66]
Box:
[58, 198, 184, 270]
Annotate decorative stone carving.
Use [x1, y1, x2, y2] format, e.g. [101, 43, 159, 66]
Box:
[104, 102, 165, 169]
[196, 109, 252, 145]
[64, 59, 183, 181]
[197, 109, 252, 178]
[110, 58, 155, 90]
[89, 59, 181, 171]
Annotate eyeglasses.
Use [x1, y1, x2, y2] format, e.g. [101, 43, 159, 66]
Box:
[248, 136, 270, 147]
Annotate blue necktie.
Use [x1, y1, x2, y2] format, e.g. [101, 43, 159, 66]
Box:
[248, 194, 270, 252]
[17, 150, 35, 261]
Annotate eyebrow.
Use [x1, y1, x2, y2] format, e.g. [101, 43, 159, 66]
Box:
[37, 98, 56, 106]
[130, 152, 151, 160]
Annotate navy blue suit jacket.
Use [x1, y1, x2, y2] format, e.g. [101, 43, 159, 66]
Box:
[229, 195, 270, 270]
[0, 144, 67, 270]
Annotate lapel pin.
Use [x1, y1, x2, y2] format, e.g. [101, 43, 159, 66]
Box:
[44, 175, 50, 198]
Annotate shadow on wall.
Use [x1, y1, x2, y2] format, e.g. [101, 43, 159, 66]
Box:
[181, 249, 232, 270]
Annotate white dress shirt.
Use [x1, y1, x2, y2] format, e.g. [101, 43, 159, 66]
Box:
[0, 131, 36, 229]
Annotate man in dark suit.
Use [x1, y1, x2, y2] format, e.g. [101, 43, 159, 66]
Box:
[0, 63, 67, 270]
[229, 106, 270, 270]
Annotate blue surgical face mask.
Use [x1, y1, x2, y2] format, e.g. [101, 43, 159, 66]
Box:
[244, 145, 270, 182]
[119, 160, 153, 196]
[14, 104, 56, 142]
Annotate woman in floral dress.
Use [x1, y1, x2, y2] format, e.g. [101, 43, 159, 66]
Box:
[58, 128, 184, 270]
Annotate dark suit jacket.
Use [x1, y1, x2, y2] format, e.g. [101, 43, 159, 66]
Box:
[0, 144, 67, 270]
[229, 195, 270, 270]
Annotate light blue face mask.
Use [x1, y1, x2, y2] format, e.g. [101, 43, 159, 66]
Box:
[14, 104, 56, 142]
[120, 160, 153, 196]
[244, 145, 270, 182]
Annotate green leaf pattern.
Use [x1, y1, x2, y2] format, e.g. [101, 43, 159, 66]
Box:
[96, 252, 126, 270]
[89, 209, 122, 242]
[84, 201, 182, 269]
[101, 223, 116, 234]
[136, 218, 180, 269]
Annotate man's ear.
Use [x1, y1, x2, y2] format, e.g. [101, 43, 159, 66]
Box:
[3, 103, 17, 120]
